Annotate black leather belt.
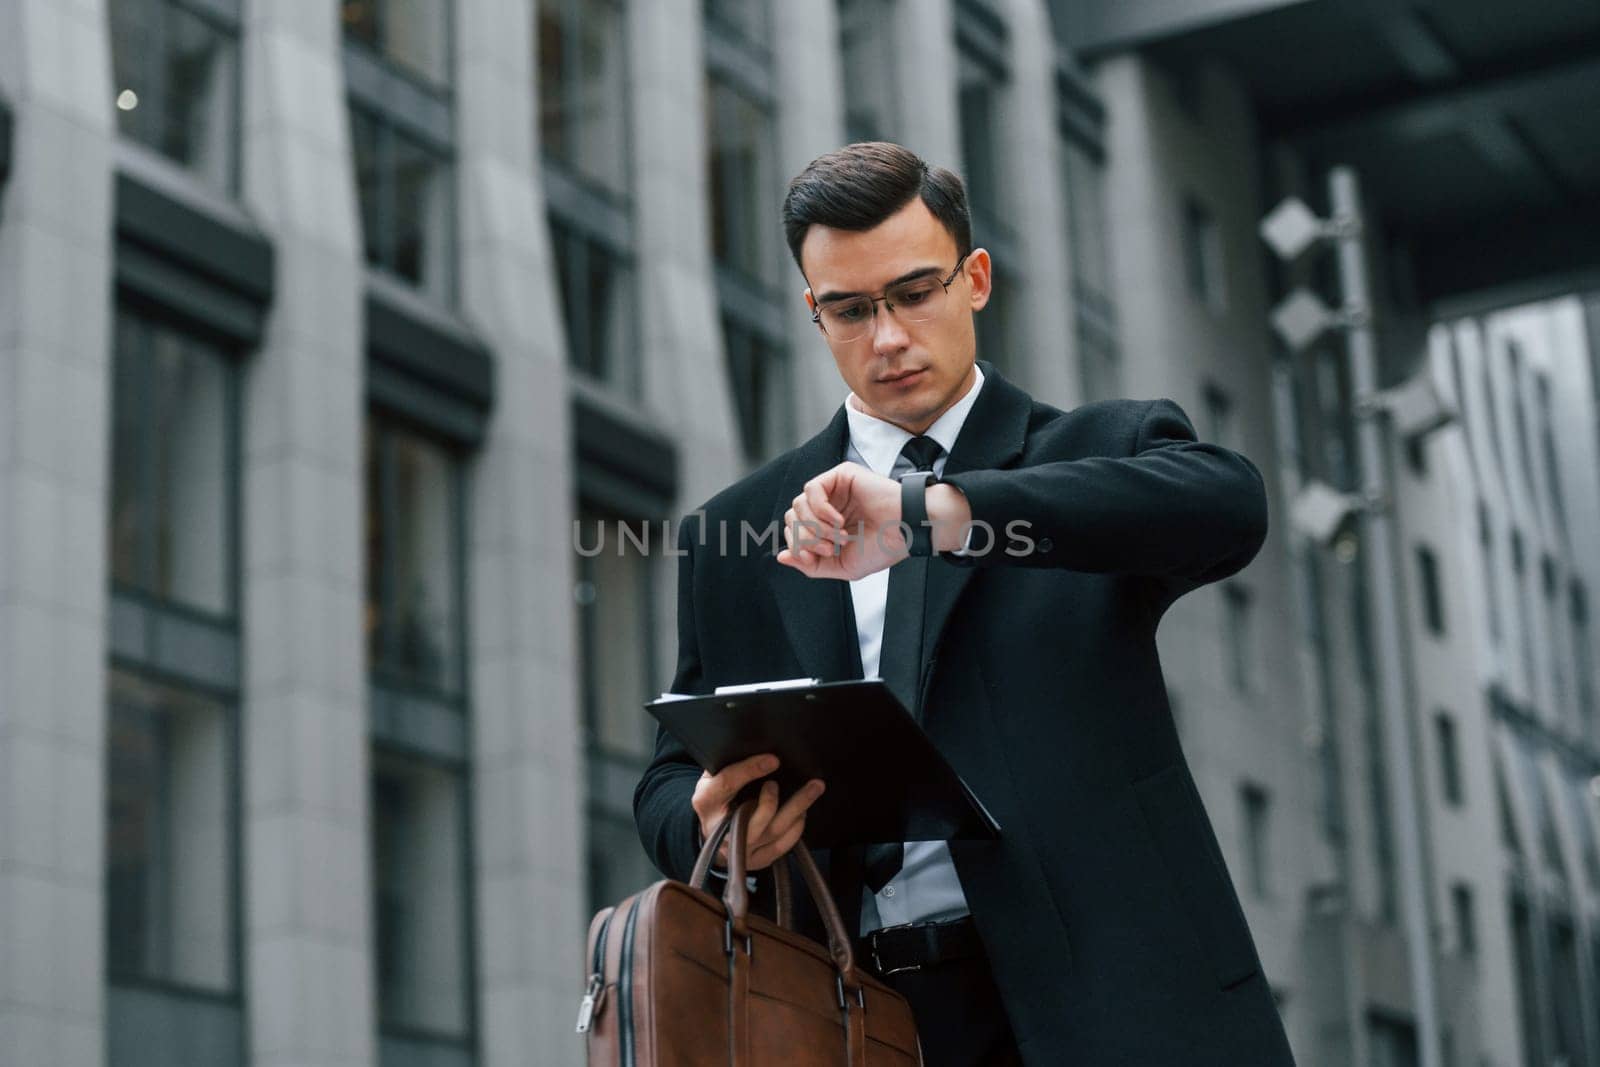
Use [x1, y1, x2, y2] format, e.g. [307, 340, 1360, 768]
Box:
[856, 916, 982, 977]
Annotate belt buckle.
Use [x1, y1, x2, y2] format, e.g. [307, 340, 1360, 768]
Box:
[869, 921, 925, 977]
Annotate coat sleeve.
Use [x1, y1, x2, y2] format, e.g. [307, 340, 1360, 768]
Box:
[632, 515, 709, 883]
[937, 398, 1268, 606]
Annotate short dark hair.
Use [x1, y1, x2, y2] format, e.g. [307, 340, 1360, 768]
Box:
[781, 142, 972, 273]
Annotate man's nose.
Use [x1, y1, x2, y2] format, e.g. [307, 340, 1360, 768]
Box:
[871, 303, 910, 355]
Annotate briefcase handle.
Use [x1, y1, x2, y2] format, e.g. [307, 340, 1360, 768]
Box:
[693, 799, 870, 997]
[689, 810, 796, 929]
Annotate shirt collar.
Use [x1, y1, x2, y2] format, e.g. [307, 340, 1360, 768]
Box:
[843, 363, 986, 475]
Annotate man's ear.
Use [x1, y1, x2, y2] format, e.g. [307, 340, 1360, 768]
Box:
[965, 248, 994, 312]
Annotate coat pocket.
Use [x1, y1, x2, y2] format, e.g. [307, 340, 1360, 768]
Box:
[1132, 764, 1260, 989]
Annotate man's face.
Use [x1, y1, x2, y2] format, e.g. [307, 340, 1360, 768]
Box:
[800, 198, 991, 435]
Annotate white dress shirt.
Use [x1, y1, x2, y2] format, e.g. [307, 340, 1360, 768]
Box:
[842, 363, 985, 931]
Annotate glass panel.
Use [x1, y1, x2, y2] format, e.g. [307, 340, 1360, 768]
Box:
[106, 669, 235, 993]
[1063, 143, 1112, 301]
[371, 751, 470, 1037]
[1510, 896, 1544, 1066]
[343, 0, 381, 49]
[551, 217, 638, 397]
[587, 805, 661, 915]
[957, 52, 1003, 224]
[351, 107, 386, 271]
[577, 507, 663, 911]
[384, 0, 450, 86]
[535, 1, 570, 160]
[111, 311, 148, 589]
[343, 0, 450, 86]
[721, 318, 791, 462]
[1241, 784, 1270, 897]
[149, 324, 232, 616]
[705, 0, 769, 49]
[1224, 584, 1252, 692]
[109, 307, 234, 616]
[706, 76, 778, 287]
[369, 421, 462, 696]
[838, 0, 898, 142]
[1550, 918, 1589, 1066]
[111, 0, 239, 191]
[392, 129, 455, 303]
[539, 0, 630, 195]
[576, 511, 657, 760]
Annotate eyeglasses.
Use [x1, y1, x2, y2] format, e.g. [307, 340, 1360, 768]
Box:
[810, 252, 971, 343]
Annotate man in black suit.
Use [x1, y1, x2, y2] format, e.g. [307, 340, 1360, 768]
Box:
[634, 142, 1295, 1066]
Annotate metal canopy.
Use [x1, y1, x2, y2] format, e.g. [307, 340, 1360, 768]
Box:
[1058, 0, 1600, 310]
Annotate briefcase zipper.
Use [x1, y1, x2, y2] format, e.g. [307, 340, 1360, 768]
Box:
[575, 909, 615, 1035]
[618, 898, 642, 1067]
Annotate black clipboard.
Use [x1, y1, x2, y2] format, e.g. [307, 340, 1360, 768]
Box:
[646, 679, 1000, 848]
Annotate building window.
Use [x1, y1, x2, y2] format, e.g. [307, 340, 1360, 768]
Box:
[957, 49, 1006, 238]
[1416, 545, 1445, 637]
[1203, 381, 1235, 450]
[364, 412, 474, 1060]
[106, 300, 244, 1066]
[704, 0, 770, 51]
[1478, 502, 1501, 647]
[1367, 1012, 1419, 1067]
[1449, 882, 1475, 956]
[110, 306, 238, 616]
[1549, 917, 1588, 1067]
[371, 751, 471, 1039]
[1573, 580, 1596, 732]
[706, 76, 780, 290]
[958, 44, 1015, 377]
[341, 0, 450, 86]
[109, 0, 240, 192]
[1240, 783, 1270, 898]
[549, 216, 639, 395]
[365, 419, 465, 698]
[1543, 556, 1567, 713]
[539, 0, 640, 398]
[1062, 138, 1120, 401]
[537, 0, 630, 195]
[1182, 195, 1225, 313]
[577, 508, 666, 912]
[1223, 583, 1253, 693]
[1434, 712, 1463, 807]
[705, 17, 789, 464]
[1512, 530, 1538, 691]
[837, 0, 900, 142]
[1510, 895, 1545, 1067]
[107, 670, 237, 993]
[344, 1, 457, 303]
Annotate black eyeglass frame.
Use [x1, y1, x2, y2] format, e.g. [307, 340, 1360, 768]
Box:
[809, 250, 973, 337]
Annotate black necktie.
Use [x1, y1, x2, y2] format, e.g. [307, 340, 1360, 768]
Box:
[863, 435, 944, 894]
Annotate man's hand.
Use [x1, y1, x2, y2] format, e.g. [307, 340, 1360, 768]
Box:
[776, 461, 973, 580]
[692, 754, 825, 871]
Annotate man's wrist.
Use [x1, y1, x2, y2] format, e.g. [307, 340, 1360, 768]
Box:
[927, 483, 973, 553]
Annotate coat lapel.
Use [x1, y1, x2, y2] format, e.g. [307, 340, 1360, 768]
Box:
[919, 362, 1030, 702]
[764, 361, 1031, 692]
[766, 404, 863, 683]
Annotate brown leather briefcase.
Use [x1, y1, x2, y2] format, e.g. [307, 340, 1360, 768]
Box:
[576, 798, 922, 1065]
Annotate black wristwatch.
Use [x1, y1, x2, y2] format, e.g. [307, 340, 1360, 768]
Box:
[899, 470, 939, 557]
